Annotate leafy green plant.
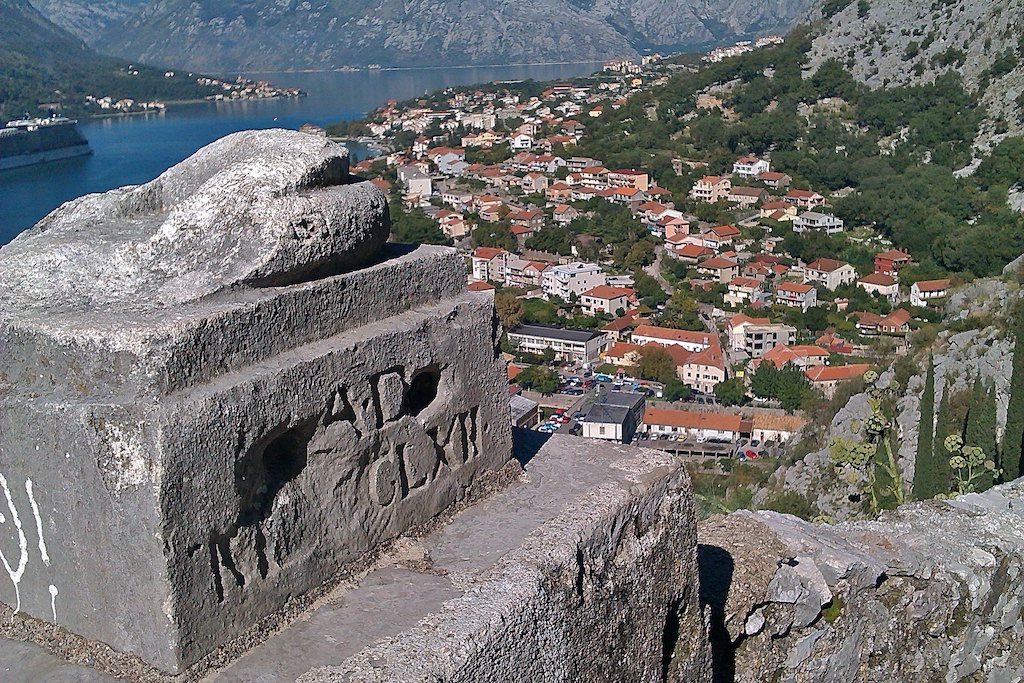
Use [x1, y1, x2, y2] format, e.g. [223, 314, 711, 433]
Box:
[829, 370, 905, 515]
[942, 434, 999, 495]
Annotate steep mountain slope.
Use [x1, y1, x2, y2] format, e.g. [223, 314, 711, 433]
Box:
[0, 0, 226, 119]
[807, 0, 1024, 152]
[86, 0, 814, 71]
[1, 0, 110, 117]
[28, 0, 145, 43]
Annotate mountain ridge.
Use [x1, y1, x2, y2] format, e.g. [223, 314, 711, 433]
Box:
[37, 0, 816, 72]
[806, 0, 1024, 153]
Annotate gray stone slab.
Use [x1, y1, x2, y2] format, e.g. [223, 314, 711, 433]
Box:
[0, 130, 512, 674]
[0, 638, 122, 682]
[208, 432, 707, 682]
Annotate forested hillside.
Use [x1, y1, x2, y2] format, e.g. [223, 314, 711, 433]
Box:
[1, 0, 235, 119]
[575, 28, 1024, 278]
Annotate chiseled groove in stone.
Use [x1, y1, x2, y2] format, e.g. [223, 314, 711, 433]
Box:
[0, 245, 466, 401]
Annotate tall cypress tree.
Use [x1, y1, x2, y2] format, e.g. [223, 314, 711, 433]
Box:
[933, 389, 962, 497]
[912, 355, 936, 500]
[1003, 320, 1024, 481]
[965, 378, 998, 491]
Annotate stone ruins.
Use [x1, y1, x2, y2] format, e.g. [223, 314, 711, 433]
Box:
[0, 130, 1022, 682]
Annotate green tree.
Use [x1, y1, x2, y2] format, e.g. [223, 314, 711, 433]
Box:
[389, 202, 449, 245]
[776, 363, 812, 413]
[663, 379, 692, 402]
[750, 362, 779, 399]
[930, 386, 960, 495]
[494, 292, 523, 329]
[1003, 319, 1024, 481]
[518, 365, 559, 395]
[964, 376, 998, 491]
[912, 356, 936, 499]
[633, 271, 668, 307]
[663, 289, 702, 330]
[637, 345, 677, 384]
[713, 378, 746, 406]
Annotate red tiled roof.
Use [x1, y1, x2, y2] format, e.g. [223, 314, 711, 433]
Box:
[473, 247, 506, 259]
[807, 258, 850, 273]
[728, 313, 771, 327]
[806, 363, 873, 382]
[777, 281, 814, 294]
[583, 285, 635, 299]
[633, 326, 714, 346]
[858, 273, 897, 286]
[914, 278, 950, 292]
[644, 407, 745, 432]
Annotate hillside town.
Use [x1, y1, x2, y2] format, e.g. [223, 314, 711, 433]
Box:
[334, 40, 953, 463]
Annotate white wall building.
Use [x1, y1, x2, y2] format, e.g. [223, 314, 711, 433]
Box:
[541, 262, 606, 301]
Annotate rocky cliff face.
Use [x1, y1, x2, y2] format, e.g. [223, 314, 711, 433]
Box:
[806, 0, 1024, 151]
[701, 483, 1024, 682]
[762, 278, 1021, 522]
[59, 0, 814, 71]
[26, 0, 144, 42]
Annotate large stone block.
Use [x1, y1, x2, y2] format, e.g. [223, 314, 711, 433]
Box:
[0, 130, 513, 673]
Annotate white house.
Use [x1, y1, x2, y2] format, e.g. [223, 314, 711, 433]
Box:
[793, 211, 844, 234]
[397, 164, 432, 200]
[732, 155, 770, 178]
[541, 262, 606, 301]
[580, 285, 634, 315]
[804, 258, 856, 291]
[642, 407, 749, 443]
[726, 314, 796, 358]
[471, 247, 511, 282]
[583, 392, 646, 443]
[857, 273, 899, 302]
[631, 325, 714, 352]
[509, 133, 534, 151]
[910, 279, 950, 307]
[724, 277, 766, 308]
[775, 281, 818, 311]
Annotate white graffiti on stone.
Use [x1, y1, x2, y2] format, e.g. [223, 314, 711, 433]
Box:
[0, 473, 28, 617]
[49, 584, 58, 622]
[25, 480, 50, 567]
[0, 474, 57, 622]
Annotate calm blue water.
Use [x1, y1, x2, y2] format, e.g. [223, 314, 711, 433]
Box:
[0, 62, 600, 244]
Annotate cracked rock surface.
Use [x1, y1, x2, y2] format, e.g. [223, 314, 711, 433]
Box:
[700, 482, 1024, 682]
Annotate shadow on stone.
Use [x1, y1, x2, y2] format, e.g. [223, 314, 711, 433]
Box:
[698, 543, 736, 683]
[512, 427, 551, 467]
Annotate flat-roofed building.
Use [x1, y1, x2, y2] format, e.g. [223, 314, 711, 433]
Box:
[509, 394, 541, 428]
[507, 324, 610, 363]
[583, 391, 646, 443]
[726, 314, 796, 357]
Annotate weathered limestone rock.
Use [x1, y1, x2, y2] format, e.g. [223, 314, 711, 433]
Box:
[0, 130, 513, 673]
[701, 482, 1024, 682]
[0, 433, 711, 683]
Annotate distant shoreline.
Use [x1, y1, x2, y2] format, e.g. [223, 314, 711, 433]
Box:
[240, 60, 608, 76]
[84, 93, 305, 119]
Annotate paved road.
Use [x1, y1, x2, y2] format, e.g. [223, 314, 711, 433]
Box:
[646, 246, 674, 295]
